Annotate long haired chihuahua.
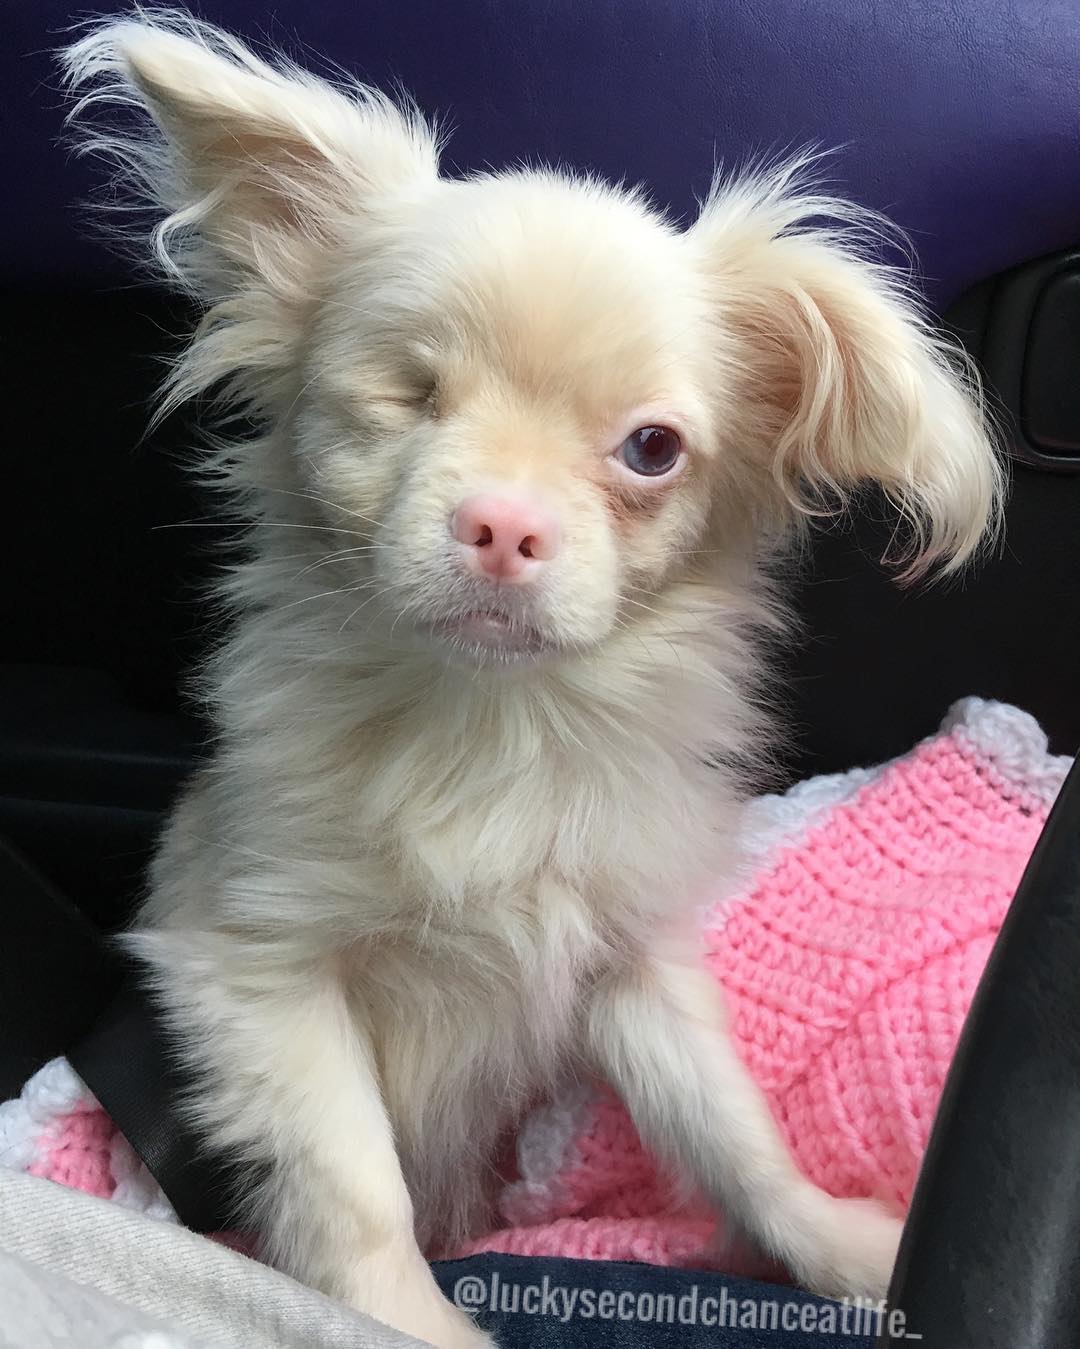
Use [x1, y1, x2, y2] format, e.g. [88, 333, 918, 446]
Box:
[63, 13, 1002, 1347]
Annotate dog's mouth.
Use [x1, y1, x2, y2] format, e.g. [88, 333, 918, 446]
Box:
[428, 609, 556, 664]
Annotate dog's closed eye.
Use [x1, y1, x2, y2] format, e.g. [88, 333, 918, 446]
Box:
[319, 367, 440, 426]
[372, 384, 439, 414]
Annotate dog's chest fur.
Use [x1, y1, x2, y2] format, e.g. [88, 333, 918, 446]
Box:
[145, 618, 744, 1244]
[355, 869, 609, 1245]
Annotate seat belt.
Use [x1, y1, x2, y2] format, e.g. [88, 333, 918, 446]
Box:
[69, 981, 237, 1232]
[0, 837, 232, 1232]
[0, 838, 120, 1102]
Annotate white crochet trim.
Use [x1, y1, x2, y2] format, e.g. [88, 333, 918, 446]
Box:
[500, 1080, 598, 1225]
[0, 1056, 175, 1222]
[739, 761, 885, 871]
[710, 698, 1070, 930]
[943, 697, 1071, 807]
[110, 1129, 178, 1223]
[0, 1056, 93, 1173]
[702, 761, 889, 930]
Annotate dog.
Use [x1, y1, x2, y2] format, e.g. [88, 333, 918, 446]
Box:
[62, 13, 1003, 1347]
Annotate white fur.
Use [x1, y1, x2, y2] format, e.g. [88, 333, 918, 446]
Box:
[61, 13, 1003, 1346]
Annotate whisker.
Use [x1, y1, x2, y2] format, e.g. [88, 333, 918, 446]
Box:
[291, 544, 390, 582]
[388, 606, 413, 642]
[620, 595, 668, 621]
[254, 545, 385, 571]
[259, 485, 389, 531]
[388, 601, 420, 642]
[156, 521, 368, 537]
[610, 614, 663, 672]
[338, 582, 401, 633]
[618, 597, 687, 673]
[268, 581, 370, 616]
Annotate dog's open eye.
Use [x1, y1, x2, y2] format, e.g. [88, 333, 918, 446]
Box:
[615, 426, 683, 477]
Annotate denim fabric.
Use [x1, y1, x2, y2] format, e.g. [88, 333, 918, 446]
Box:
[434, 1254, 879, 1348]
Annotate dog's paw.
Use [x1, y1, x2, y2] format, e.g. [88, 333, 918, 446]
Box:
[409, 1304, 496, 1349]
[349, 1271, 497, 1349]
[792, 1194, 903, 1302]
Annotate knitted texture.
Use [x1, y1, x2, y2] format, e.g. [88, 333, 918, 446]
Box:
[0, 698, 1069, 1273]
[0, 1057, 176, 1222]
[454, 697, 1069, 1268]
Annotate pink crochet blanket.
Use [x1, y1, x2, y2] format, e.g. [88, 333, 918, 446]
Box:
[1, 698, 1069, 1274]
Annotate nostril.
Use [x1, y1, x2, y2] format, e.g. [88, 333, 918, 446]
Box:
[452, 494, 561, 574]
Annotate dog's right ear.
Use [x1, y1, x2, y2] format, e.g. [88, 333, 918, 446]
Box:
[61, 14, 439, 302]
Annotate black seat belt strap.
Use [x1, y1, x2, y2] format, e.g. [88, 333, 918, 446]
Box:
[0, 837, 230, 1231]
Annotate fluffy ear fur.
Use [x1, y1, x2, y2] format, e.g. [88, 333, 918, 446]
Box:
[691, 159, 1005, 577]
[61, 12, 438, 302]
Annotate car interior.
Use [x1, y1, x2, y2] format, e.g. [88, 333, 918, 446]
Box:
[4, 2, 1080, 1346]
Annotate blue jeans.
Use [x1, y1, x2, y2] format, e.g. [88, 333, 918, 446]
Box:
[433, 1254, 882, 1347]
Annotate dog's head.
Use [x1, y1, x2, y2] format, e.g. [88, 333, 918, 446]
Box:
[64, 15, 1004, 670]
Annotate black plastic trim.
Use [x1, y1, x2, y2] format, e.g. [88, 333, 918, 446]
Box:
[880, 756, 1080, 1347]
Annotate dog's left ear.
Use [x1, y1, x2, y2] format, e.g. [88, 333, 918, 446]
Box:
[689, 164, 1005, 576]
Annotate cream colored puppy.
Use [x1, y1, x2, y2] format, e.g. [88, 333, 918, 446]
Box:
[64, 13, 1002, 1348]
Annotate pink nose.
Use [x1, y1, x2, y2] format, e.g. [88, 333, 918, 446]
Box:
[451, 493, 561, 582]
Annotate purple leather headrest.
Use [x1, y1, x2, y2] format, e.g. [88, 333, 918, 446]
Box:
[12, 0, 1080, 308]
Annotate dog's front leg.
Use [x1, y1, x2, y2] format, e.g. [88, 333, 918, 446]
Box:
[153, 940, 493, 1349]
[585, 948, 902, 1300]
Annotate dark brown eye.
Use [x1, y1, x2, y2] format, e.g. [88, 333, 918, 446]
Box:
[616, 426, 682, 477]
